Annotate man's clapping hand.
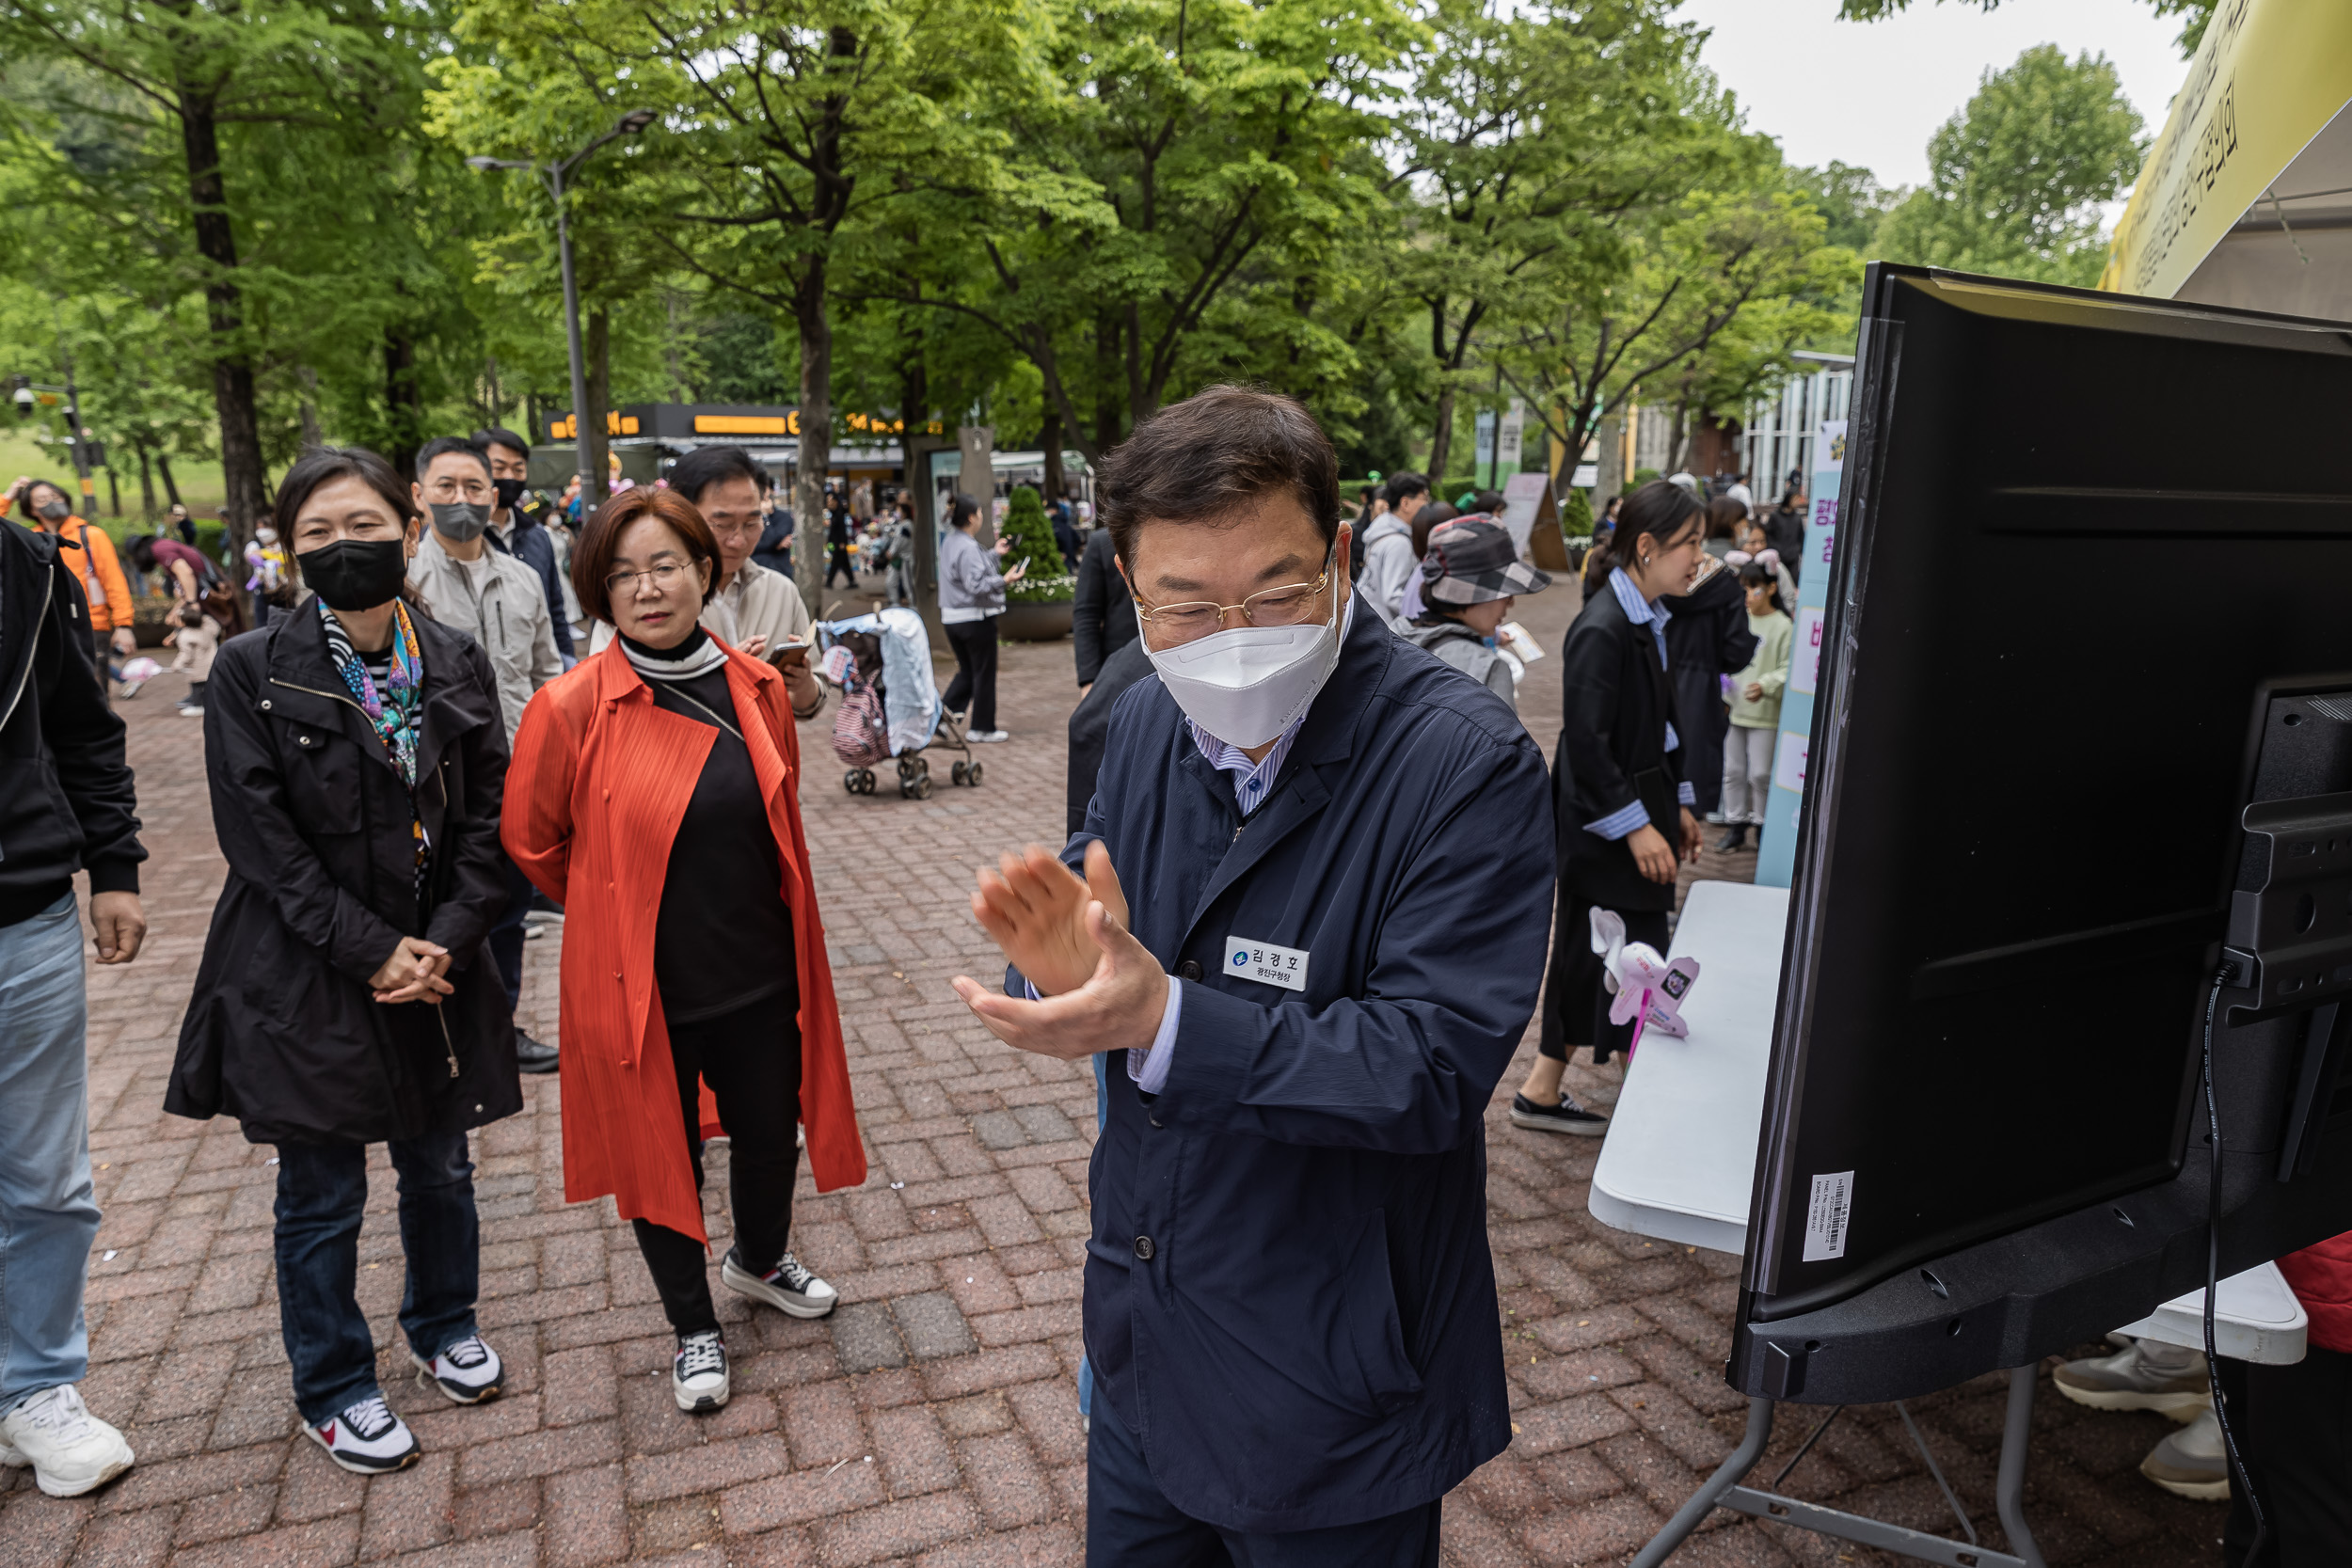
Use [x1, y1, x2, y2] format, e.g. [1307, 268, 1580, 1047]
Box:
[952, 841, 1168, 1061]
[968, 842, 1127, 997]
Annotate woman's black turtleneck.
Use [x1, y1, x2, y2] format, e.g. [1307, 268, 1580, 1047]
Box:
[628, 626, 799, 1025]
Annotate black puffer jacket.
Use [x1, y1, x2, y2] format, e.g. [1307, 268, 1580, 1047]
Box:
[167, 602, 519, 1146]
[0, 520, 145, 928]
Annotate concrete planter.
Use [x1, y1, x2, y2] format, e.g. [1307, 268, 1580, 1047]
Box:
[997, 600, 1073, 641]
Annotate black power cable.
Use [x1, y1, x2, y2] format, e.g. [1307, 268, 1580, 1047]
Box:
[2202, 963, 2266, 1564]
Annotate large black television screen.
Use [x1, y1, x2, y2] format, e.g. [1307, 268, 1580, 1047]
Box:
[1747, 264, 2352, 1330]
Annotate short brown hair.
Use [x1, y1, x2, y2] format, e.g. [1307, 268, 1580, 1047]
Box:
[1098, 386, 1340, 565]
[571, 486, 722, 625]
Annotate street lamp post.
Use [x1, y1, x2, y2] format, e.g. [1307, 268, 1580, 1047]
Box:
[469, 108, 657, 510]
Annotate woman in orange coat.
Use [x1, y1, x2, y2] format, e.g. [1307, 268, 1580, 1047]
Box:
[501, 485, 863, 1416]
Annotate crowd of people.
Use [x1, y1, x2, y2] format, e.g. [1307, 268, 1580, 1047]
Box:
[3, 392, 2345, 1565]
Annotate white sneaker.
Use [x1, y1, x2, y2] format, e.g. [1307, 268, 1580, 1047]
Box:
[673, 1332, 730, 1413]
[411, 1334, 503, 1405]
[2141, 1406, 2230, 1500]
[722, 1247, 839, 1318]
[0, 1385, 135, 1497]
[2053, 1341, 2211, 1419]
[968, 730, 1009, 743]
[305, 1393, 419, 1474]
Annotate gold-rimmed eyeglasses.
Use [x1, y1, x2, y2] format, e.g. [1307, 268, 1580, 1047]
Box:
[605, 561, 696, 598]
[1134, 542, 1338, 648]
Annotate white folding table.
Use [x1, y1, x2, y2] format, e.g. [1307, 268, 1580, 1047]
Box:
[1588, 879, 2307, 1568]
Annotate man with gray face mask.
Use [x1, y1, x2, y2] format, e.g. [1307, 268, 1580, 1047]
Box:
[407, 436, 562, 1074]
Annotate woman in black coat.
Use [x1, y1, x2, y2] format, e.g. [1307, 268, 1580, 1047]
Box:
[167, 446, 519, 1476]
[1660, 498, 1761, 821]
[1511, 481, 1709, 1133]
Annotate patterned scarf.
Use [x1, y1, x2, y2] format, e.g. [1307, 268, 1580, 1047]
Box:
[320, 597, 428, 889]
[320, 595, 425, 782]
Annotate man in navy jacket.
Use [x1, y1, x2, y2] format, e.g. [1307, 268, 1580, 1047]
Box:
[953, 387, 1553, 1562]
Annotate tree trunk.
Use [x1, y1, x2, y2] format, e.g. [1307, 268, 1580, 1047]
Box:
[584, 308, 612, 507]
[296, 365, 324, 451]
[157, 452, 183, 508]
[136, 443, 156, 519]
[175, 81, 267, 559]
[106, 465, 120, 517]
[385, 327, 425, 477]
[790, 270, 831, 612]
[898, 338, 946, 650]
[1041, 401, 1064, 501]
[662, 293, 691, 401]
[1427, 384, 1456, 483]
[1093, 312, 1120, 450]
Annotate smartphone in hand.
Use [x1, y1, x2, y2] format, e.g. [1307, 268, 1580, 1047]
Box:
[768, 637, 811, 669]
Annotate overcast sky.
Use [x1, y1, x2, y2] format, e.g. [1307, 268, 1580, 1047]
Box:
[1675, 0, 2191, 192]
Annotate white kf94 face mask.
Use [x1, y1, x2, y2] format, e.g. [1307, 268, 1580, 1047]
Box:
[1146, 576, 1355, 751]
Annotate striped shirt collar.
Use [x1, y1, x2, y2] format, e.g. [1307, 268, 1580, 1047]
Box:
[1187, 716, 1306, 816]
[1609, 566, 1671, 667]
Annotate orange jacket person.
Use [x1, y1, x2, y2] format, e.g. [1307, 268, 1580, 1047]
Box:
[2, 476, 135, 665]
[501, 484, 863, 1417]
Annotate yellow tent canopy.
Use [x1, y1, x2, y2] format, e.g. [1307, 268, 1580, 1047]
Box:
[2100, 0, 2352, 317]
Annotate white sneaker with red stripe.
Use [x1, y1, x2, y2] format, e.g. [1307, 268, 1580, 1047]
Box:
[410, 1334, 503, 1404]
[306, 1394, 420, 1474]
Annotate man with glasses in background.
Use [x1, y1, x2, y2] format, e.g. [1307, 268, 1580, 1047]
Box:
[409, 436, 564, 1075]
[589, 446, 824, 722]
[470, 428, 576, 668]
[948, 385, 1554, 1563]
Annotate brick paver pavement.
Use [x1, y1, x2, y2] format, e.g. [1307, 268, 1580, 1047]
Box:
[0, 571, 2233, 1566]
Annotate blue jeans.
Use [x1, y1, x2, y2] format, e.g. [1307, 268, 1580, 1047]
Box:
[273, 1132, 481, 1425]
[0, 892, 101, 1416]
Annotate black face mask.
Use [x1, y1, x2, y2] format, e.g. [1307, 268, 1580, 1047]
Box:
[298, 538, 410, 611]
[36, 499, 70, 521]
[493, 477, 527, 512]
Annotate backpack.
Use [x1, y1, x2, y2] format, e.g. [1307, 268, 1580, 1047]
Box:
[831, 672, 892, 768]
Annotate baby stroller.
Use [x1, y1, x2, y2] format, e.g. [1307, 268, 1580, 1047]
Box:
[817, 607, 983, 800]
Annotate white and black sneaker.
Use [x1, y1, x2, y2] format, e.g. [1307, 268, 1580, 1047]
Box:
[673, 1331, 730, 1413]
[722, 1246, 838, 1319]
[411, 1334, 503, 1404]
[306, 1394, 420, 1474]
[1509, 1092, 1610, 1136]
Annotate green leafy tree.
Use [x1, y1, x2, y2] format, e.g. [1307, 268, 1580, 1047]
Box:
[1837, 0, 2217, 58]
[1396, 0, 1770, 476]
[892, 0, 1415, 461]
[1791, 162, 1897, 253]
[1872, 45, 2146, 287]
[0, 0, 478, 538]
[997, 484, 1072, 602]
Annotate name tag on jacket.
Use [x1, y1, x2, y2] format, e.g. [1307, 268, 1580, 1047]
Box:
[1224, 936, 1308, 991]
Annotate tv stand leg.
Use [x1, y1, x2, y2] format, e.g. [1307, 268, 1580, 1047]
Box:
[1627, 1396, 1774, 1568]
[1995, 1365, 2046, 1568]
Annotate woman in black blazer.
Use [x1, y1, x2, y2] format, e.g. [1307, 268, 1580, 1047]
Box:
[1512, 480, 1708, 1133]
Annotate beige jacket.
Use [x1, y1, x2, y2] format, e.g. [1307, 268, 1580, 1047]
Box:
[410, 529, 562, 746]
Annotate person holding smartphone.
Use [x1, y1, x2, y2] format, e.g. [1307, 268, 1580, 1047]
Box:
[1513, 480, 1708, 1133]
[588, 447, 824, 721]
[938, 493, 1025, 742]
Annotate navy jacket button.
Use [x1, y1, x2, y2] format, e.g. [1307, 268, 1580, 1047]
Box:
[1134, 1235, 1154, 1260]
[1177, 960, 1201, 981]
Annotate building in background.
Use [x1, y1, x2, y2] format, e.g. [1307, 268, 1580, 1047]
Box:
[1740, 352, 1854, 501]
